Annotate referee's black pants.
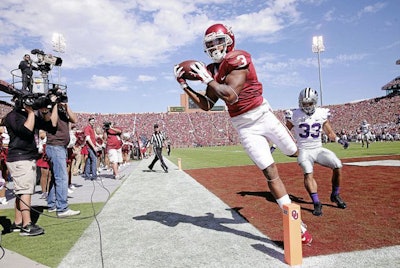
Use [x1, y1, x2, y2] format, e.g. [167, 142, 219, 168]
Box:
[149, 147, 168, 171]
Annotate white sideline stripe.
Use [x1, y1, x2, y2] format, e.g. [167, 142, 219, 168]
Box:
[344, 160, 400, 167]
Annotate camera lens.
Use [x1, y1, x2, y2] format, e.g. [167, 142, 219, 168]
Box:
[24, 98, 34, 106]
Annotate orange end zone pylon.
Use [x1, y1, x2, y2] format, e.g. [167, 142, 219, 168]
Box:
[283, 203, 302, 266]
[178, 158, 182, 170]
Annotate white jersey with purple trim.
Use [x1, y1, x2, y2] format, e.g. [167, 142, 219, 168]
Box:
[287, 107, 330, 150]
[360, 123, 370, 134]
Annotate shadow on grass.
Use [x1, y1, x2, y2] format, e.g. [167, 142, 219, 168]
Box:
[0, 205, 48, 234]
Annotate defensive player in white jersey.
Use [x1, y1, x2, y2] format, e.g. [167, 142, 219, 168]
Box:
[360, 120, 371, 148]
[286, 88, 348, 216]
[174, 23, 312, 244]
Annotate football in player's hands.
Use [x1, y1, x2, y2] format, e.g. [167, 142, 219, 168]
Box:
[176, 60, 205, 81]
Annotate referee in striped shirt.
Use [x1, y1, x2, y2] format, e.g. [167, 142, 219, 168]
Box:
[148, 124, 168, 173]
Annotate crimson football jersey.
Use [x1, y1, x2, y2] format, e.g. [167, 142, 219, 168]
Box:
[207, 50, 263, 117]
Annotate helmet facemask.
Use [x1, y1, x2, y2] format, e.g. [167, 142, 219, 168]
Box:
[299, 87, 318, 115]
[300, 101, 316, 115]
[204, 35, 228, 63]
[203, 23, 234, 63]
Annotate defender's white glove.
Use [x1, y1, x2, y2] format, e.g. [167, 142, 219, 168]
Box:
[190, 62, 214, 84]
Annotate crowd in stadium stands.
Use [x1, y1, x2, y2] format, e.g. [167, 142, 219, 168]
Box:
[71, 111, 240, 149]
[0, 94, 398, 152]
[326, 94, 400, 142]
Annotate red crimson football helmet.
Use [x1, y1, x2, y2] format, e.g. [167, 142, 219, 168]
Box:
[203, 23, 235, 63]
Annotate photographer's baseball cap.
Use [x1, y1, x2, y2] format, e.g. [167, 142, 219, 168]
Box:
[89, 117, 95, 122]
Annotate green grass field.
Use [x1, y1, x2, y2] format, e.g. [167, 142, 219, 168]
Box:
[0, 141, 399, 267]
[167, 141, 400, 170]
[1, 203, 104, 267]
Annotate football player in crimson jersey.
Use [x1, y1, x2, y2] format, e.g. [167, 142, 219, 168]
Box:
[174, 23, 312, 244]
[286, 87, 348, 217]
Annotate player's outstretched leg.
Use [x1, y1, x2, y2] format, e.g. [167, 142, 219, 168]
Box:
[264, 164, 313, 245]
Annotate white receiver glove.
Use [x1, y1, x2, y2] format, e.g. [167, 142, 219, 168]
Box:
[173, 65, 185, 83]
[190, 62, 214, 84]
[173, 65, 188, 89]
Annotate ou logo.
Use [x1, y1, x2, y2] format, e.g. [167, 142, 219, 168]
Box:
[292, 210, 299, 220]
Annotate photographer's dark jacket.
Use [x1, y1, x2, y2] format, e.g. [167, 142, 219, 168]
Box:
[4, 108, 46, 162]
[18, 60, 37, 76]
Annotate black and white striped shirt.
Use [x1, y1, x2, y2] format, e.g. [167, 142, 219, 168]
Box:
[150, 131, 166, 148]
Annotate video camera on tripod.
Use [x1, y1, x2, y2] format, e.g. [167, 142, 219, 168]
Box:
[31, 49, 62, 73]
[0, 48, 67, 110]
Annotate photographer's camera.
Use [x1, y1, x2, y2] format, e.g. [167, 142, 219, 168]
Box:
[103, 122, 112, 130]
[14, 92, 51, 110]
[13, 86, 68, 110]
[48, 87, 68, 103]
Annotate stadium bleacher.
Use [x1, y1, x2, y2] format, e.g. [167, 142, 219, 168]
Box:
[0, 94, 398, 147]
